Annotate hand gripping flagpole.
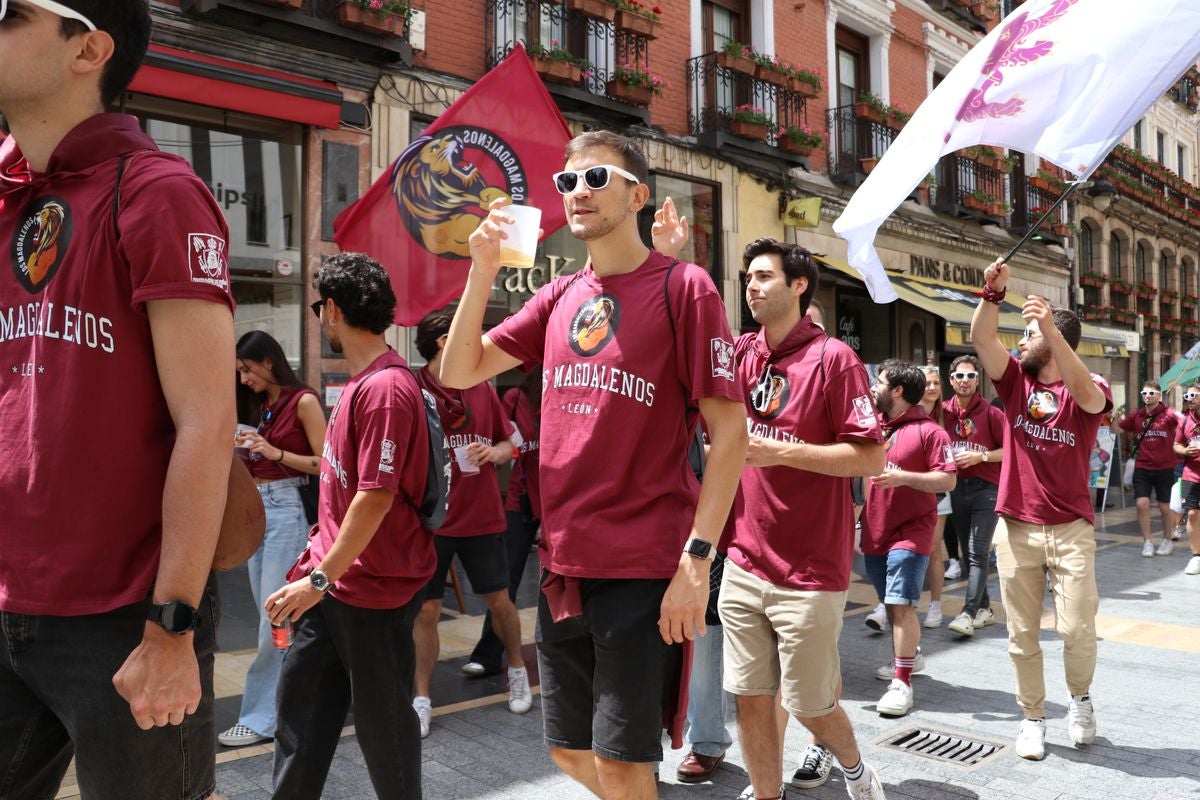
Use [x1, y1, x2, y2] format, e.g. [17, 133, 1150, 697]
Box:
[1001, 180, 1083, 264]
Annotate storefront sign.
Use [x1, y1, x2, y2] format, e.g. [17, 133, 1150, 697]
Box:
[909, 256, 987, 289]
[497, 254, 581, 297]
[275, 258, 294, 277]
[838, 311, 862, 351]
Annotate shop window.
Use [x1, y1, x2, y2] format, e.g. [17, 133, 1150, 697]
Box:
[908, 321, 926, 365]
[637, 173, 722, 285]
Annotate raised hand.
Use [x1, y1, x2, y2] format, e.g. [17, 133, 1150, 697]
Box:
[651, 196, 689, 259]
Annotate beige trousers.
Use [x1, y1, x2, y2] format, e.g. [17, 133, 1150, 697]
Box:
[993, 516, 1099, 720]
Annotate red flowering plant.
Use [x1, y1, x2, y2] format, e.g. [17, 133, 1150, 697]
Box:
[612, 0, 662, 20]
[730, 104, 771, 125]
[782, 124, 824, 149]
[793, 66, 824, 91]
[611, 63, 670, 95]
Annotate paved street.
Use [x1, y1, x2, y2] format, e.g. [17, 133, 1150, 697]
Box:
[55, 502, 1200, 799]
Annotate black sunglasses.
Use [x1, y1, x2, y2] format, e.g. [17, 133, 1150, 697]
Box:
[311, 298, 325, 319]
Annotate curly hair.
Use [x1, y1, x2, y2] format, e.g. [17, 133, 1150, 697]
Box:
[58, 1, 151, 107]
[313, 252, 396, 335]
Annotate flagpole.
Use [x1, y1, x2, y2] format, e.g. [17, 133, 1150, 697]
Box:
[1002, 181, 1082, 263]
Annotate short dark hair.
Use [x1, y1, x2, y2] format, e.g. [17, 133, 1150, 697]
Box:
[880, 359, 927, 405]
[742, 238, 820, 316]
[1142, 381, 1161, 391]
[564, 131, 649, 184]
[59, 1, 151, 107]
[415, 311, 453, 361]
[312, 252, 396, 335]
[1050, 307, 1082, 350]
[950, 355, 980, 373]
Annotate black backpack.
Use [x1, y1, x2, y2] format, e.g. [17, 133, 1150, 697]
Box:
[348, 365, 451, 532]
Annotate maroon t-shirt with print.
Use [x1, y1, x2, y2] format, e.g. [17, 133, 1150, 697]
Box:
[728, 318, 882, 591]
[941, 394, 1005, 484]
[416, 370, 510, 538]
[0, 114, 234, 615]
[296, 350, 435, 610]
[503, 387, 542, 518]
[860, 407, 955, 557]
[487, 251, 742, 579]
[994, 356, 1113, 526]
[1174, 410, 1200, 482]
[1119, 404, 1182, 471]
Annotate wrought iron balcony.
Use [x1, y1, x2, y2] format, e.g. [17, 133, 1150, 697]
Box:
[485, 0, 654, 124]
[929, 0, 988, 34]
[684, 53, 811, 165]
[1170, 69, 1199, 112]
[825, 104, 896, 186]
[180, 0, 412, 63]
[1009, 171, 1063, 238]
[932, 154, 1010, 223]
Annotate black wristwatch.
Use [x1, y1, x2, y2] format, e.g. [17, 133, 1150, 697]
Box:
[147, 600, 200, 634]
[310, 569, 332, 593]
[684, 537, 716, 561]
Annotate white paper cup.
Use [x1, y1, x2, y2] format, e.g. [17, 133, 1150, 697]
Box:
[235, 423, 257, 460]
[454, 446, 480, 475]
[498, 204, 541, 268]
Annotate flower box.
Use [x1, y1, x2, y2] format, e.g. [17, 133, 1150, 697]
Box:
[614, 10, 659, 39]
[1051, 223, 1071, 237]
[860, 156, 880, 174]
[729, 119, 769, 141]
[1110, 282, 1134, 296]
[532, 57, 582, 85]
[1136, 284, 1158, 299]
[1027, 176, 1052, 192]
[778, 138, 815, 156]
[1080, 273, 1107, 288]
[1183, 294, 1199, 307]
[885, 113, 906, 132]
[755, 64, 789, 87]
[717, 51, 758, 77]
[853, 102, 883, 124]
[336, 4, 404, 37]
[253, 0, 301, 7]
[606, 79, 653, 107]
[963, 195, 989, 212]
[567, 0, 616, 22]
[789, 77, 820, 98]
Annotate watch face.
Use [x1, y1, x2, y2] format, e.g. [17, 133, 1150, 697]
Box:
[310, 570, 330, 591]
[154, 602, 199, 633]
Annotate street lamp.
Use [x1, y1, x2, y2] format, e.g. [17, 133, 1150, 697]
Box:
[1087, 178, 1117, 212]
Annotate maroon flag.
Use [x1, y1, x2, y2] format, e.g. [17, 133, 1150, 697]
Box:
[333, 45, 572, 325]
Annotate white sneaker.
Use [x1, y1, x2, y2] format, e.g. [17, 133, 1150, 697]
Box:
[1142, 540, 1156, 557]
[864, 603, 888, 632]
[845, 764, 887, 799]
[461, 661, 487, 677]
[1173, 524, 1185, 541]
[413, 695, 432, 738]
[507, 666, 533, 714]
[1015, 718, 1046, 760]
[944, 560, 962, 581]
[922, 601, 943, 628]
[875, 648, 925, 680]
[947, 611, 974, 636]
[973, 608, 996, 628]
[217, 724, 269, 747]
[877, 678, 913, 717]
[1068, 695, 1096, 745]
[1187, 555, 1200, 575]
[1156, 539, 1173, 556]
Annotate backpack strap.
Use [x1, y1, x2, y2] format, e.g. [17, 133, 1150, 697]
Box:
[112, 153, 128, 242]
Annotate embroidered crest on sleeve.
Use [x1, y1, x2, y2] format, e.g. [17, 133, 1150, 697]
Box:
[379, 438, 396, 474]
[188, 234, 229, 289]
[710, 338, 735, 381]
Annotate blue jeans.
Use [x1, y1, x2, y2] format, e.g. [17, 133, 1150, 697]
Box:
[0, 577, 219, 800]
[684, 623, 733, 757]
[950, 477, 999, 616]
[237, 478, 310, 737]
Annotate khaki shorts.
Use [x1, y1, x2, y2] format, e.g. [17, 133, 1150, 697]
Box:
[718, 559, 846, 718]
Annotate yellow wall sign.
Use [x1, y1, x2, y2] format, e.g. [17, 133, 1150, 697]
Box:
[783, 197, 822, 228]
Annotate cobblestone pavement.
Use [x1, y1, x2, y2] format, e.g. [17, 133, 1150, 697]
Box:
[55, 502, 1200, 799]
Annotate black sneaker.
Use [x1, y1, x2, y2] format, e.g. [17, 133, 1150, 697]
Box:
[790, 744, 833, 789]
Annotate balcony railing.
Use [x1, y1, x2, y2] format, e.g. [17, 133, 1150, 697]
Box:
[1009, 171, 1063, 236]
[1102, 145, 1199, 223]
[485, 0, 653, 120]
[180, 0, 411, 62]
[685, 53, 810, 160]
[929, 0, 988, 34]
[932, 154, 1009, 222]
[1170, 69, 1200, 113]
[826, 104, 896, 186]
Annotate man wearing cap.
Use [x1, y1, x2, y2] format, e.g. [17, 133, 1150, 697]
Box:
[971, 260, 1113, 761]
[1116, 381, 1181, 557]
[0, 2, 235, 798]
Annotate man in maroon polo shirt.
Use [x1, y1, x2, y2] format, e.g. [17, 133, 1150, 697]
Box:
[860, 361, 956, 720]
[971, 259, 1112, 761]
[1116, 381, 1181, 557]
[1172, 384, 1200, 576]
[719, 237, 887, 800]
[440, 130, 747, 799]
[0, 4, 235, 798]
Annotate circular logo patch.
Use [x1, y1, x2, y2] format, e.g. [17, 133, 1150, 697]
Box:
[749, 370, 790, 421]
[568, 293, 620, 357]
[1026, 390, 1059, 421]
[955, 416, 976, 439]
[392, 126, 527, 261]
[11, 196, 72, 294]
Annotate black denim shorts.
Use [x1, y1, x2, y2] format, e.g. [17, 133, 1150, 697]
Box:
[1132, 467, 1176, 502]
[424, 531, 510, 600]
[536, 575, 681, 763]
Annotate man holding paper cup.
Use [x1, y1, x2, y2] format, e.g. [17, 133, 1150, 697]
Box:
[441, 130, 747, 799]
[411, 311, 531, 737]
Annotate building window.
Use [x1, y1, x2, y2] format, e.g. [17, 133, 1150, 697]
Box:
[702, 0, 751, 113]
[637, 172, 722, 284]
[1179, 144, 1189, 178]
[835, 27, 870, 109]
[1136, 243, 1148, 284]
[1161, 251, 1171, 292]
[1109, 235, 1123, 281]
[1133, 119, 1142, 152]
[1157, 130, 1167, 165]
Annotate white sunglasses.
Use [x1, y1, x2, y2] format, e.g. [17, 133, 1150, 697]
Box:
[0, 0, 97, 30]
[951, 371, 978, 381]
[552, 164, 640, 195]
[1187, 392, 1200, 401]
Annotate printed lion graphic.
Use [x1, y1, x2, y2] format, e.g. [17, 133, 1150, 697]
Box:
[394, 133, 511, 259]
[1027, 390, 1059, 421]
[574, 297, 616, 353]
[27, 203, 66, 285]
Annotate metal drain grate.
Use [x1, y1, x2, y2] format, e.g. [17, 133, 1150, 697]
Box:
[877, 726, 1006, 769]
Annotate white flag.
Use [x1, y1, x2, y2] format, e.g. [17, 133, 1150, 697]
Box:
[833, 0, 1200, 304]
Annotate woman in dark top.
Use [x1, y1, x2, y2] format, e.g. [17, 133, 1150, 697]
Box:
[219, 331, 326, 747]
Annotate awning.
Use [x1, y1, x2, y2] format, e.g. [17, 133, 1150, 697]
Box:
[129, 45, 343, 129]
[1159, 353, 1200, 389]
[817, 257, 1128, 358]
